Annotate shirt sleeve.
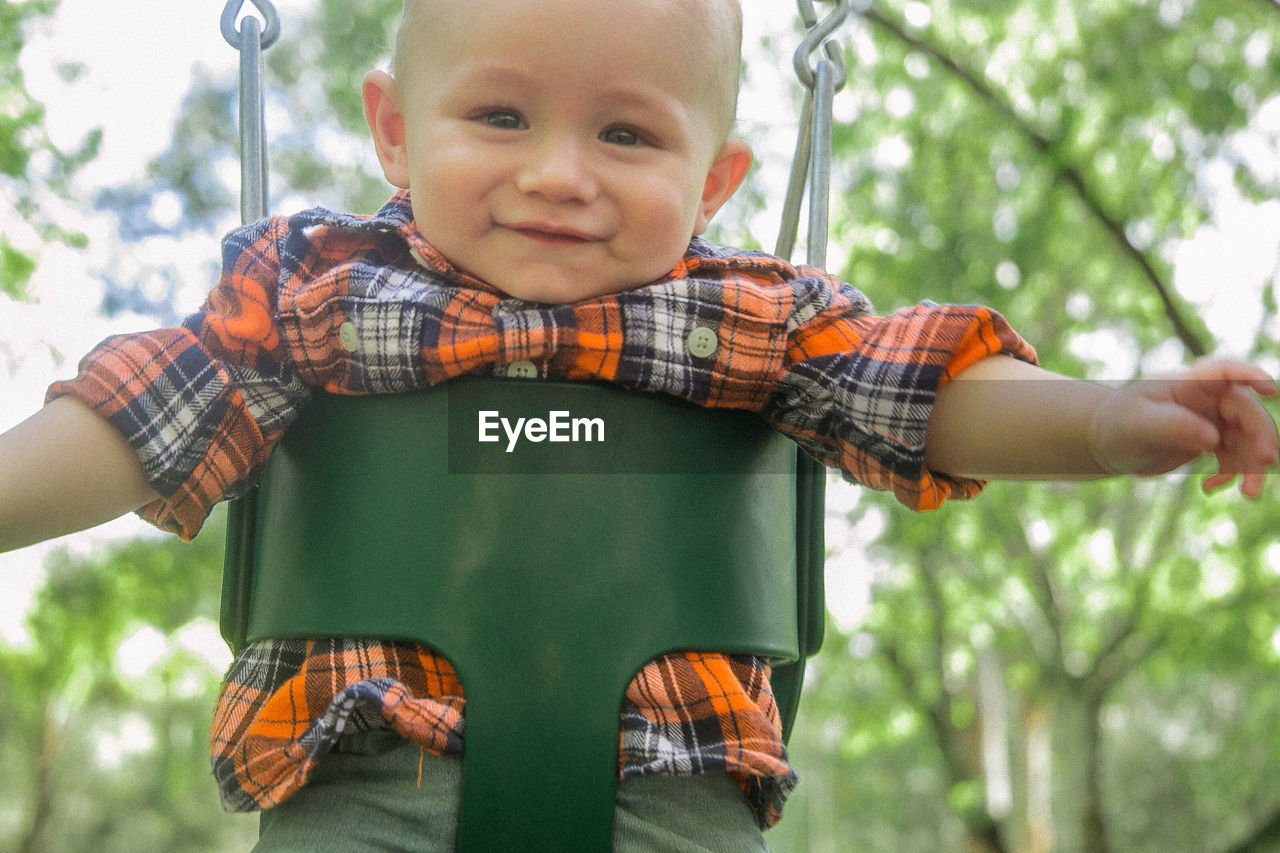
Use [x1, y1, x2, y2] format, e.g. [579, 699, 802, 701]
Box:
[766, 270, 1039, 510]
[45, 216, 311, 539]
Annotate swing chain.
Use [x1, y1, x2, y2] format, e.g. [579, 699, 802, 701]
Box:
[221, 0, 281, 50]
[793, 0, 851, 92]
[221, 0, 279, 231]
[775, 0, 851, 268]
[220, 0, 281, 649]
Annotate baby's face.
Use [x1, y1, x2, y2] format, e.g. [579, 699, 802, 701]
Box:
[365, 0, 749, 303]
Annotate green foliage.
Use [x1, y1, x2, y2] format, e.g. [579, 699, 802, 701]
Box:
[762, 4, 1280, 845]
[830, 1, 1279, 367]
[0, 508, 258, 852]
[770, 2, 1280, 851]
[0, 0, 96, 301]
[0, 235, 37, 295]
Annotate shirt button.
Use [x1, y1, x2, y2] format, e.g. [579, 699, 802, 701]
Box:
[509, 360, 538, 379]
[339, 320, 359, 353]
[685, 326, 718, 359]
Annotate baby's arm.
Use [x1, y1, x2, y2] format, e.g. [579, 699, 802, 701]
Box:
[0, 396, 160, 553]
[925, 355, 1279, 496]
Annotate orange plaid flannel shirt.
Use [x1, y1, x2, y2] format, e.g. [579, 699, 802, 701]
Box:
[49, 191, 1036, 827]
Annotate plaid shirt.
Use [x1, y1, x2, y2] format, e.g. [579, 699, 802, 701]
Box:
[49, 190, 1036, 828]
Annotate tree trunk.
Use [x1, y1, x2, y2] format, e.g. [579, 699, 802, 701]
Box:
[965, 822, 1011, 853]
[1025, 704, 1053, 853]
[18, 708, 59, 853]
[1081, 694, 1111, 853]
[1049, 691, 1112, 853]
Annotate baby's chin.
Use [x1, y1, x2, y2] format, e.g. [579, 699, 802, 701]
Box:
[446, 248, 687, 304]
[486, 273, 663, 305]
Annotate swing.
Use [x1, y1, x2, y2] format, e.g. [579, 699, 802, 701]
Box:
[218, 2, 850, 849]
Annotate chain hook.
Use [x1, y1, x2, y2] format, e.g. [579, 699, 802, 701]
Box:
[222, 0, 281, 50]
[793, 0, 851, 91]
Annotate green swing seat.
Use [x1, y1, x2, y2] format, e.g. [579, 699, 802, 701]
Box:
[220, 377, 826, 851]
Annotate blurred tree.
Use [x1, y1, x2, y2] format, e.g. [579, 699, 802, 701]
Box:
[0, 0, 97, 299]
[0, 508, 259, 852]
[776, 476, 1280, 853]
[772, 1, 1280, 851]
[8, 0, 1279, 850]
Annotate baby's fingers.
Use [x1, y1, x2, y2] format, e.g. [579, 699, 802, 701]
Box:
[1204, 382, 1279, 497]
[1186, 358, 1279, 398]
[1219, 382, 1279, 461]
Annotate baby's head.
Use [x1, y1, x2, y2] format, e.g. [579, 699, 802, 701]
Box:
[363, 0, 753, 303]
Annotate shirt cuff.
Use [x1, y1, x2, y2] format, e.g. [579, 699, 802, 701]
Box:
[45, 327, 264, 540]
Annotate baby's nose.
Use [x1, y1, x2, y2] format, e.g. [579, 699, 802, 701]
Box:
[514, 139, 600, 204]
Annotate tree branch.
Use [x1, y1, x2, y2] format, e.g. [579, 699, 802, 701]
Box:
[856, 5, 1210, 357]
[879, 638, 932, 717]
[1091, 582, 1280, 703]
[878, 636, 1010, 853]
[1085, 485, 1193, 693]
[980, 499, 1065, 669]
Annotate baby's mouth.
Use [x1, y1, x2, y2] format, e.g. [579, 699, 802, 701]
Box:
[504, 222, 599, 247]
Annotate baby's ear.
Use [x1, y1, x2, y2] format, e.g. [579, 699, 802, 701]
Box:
[363, 70, 410, 189]
[693, 140, 753, 235]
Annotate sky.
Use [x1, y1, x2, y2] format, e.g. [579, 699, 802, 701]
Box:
[2, 0, 1278, 650]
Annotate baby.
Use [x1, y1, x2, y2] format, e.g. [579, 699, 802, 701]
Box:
[1, 0, 1275, 849]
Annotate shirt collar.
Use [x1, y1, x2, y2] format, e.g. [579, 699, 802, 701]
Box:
[372, 189, 469, 281]
[287, 189, 497, 291]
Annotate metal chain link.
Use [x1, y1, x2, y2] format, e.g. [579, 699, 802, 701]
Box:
[775, 0, 851, 270]
[793, 0, 850, 90]
[221, 0, 281, 50]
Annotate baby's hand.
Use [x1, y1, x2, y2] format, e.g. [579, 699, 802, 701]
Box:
[1086, 359, 1279, 497]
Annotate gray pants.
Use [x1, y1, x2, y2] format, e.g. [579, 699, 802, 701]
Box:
[253, 733, 770, 852]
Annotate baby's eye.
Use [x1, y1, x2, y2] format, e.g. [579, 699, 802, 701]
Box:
[600, 126, 644, 146]
[479, 110, 525, 130]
